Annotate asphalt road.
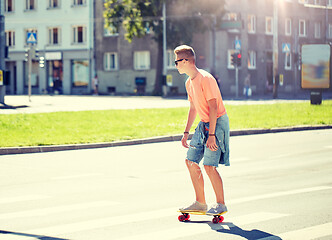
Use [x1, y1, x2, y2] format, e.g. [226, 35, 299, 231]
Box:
[0, 130, 332, 240]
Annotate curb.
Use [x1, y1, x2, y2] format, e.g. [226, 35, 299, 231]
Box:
[1, 125, 332, 156]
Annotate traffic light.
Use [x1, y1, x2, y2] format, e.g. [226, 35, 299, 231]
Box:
[39, 56, 45, 68]
[236, 53, 242, 66]
[231, 53, 237, 66]
[24, 49, 29, 62]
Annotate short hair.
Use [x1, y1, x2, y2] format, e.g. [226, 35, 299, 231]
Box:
[174, 45, 195, 60]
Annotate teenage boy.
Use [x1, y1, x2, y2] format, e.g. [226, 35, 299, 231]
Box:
[174, 45, 230, 215]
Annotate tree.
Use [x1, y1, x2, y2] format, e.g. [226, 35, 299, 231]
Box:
[104, 0, 225, 95]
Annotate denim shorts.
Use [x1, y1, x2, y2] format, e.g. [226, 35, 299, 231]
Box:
[186, 114, 230, 167]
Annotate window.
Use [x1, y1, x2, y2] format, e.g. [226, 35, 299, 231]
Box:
[5, 0, 14, 12]
[72, 26, 86, 44]
[72, 0, 86, 6]
[247, 15, 256, 33]
[167, 50, 176, 69]
[328, 0, 332, 7]
[314, 0, 321, 5]
[49, 0, 59, 8]
[314, 22, 321, 38]
[134, 51, 150, 70]
[5, 30, 15, 47]
[298, 0, 308, 4]
[104, 52, 118, 71]
[48, 27, 60, 45]
[25, 0, 35, 10]
[285, 53, 292, 70]
[299, 19, 307, 37]
[328, 24, 332, 39]
[248, 51, 256, 69]
[265, 17, 273, 35]
[72, 60, 89, 87]
[285, 18, 292, 36]
[104, 23, 119, 37]
[224, 13, 238, 21]
[25, 29, 37, 45]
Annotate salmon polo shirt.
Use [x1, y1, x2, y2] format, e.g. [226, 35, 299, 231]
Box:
[185, 69, 226, 123]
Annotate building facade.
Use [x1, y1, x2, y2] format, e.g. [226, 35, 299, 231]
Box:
[3, 0, 332, 97]
[216, 0, 332, 97]
[4, 0, 94, 95]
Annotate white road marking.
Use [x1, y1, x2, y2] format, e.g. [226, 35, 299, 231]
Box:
[1, 186, 330, 238]
[117, 212, 289, 240]
[0, 201, 118, 220]
[52, 173, 103, 180]
[258, 222, 332, 240]
[229, 186, 332, 205]
[0, 195, 50, 205]
[24, 207, 177, 236]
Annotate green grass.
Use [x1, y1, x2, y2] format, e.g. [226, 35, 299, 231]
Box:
[1, 101, 332, 147]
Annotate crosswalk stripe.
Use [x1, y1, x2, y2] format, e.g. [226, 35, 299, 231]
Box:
[0, 201, 118, 220]
[258, 222, 332, 240]
[1, 186, 330, 238]
[0, 195, 50, 204]
[24, 207, 177, 236]
[21, 212, 287, 238]
[229, 186, 332, 205]
[117, 212, 289, 240]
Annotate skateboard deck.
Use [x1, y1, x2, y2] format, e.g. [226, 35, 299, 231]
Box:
[177, 210, 226, 224]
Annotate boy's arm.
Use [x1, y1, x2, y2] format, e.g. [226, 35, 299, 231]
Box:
[182, 102, 197, 148]
[206, 98, 218, 151]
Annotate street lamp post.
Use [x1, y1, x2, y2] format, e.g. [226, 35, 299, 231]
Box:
[273, 0, 279, 98]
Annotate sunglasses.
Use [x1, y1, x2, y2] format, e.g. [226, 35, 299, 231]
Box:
[174, 58, 188, 66]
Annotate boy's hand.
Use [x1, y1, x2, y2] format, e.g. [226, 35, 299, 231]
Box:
[181, 134, 190, 148]
[206, 136, 218, 151]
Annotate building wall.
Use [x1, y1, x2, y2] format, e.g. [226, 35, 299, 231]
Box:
[4, 0, 94, 95]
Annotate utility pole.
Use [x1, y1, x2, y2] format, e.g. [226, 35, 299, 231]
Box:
[162, 2, 167, 97]
[0, 0, 5, 103]
[273, 0, 279, 98]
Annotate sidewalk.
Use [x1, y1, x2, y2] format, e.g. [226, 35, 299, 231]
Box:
[1, 94, 331, 155]
[1, 93, 326, 114]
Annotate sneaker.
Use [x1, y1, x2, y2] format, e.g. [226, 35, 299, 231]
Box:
[206, 203, 228, 215]
[179, 201, 207, 212]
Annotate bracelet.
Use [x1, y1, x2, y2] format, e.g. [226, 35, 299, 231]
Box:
[184, 132, 189, 134]
[209, 133, 215, 136]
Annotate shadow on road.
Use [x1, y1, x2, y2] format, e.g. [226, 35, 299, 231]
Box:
[0, 103, 28, 109]
[210, 222, 282, 240]
[0, 230, 69, 240]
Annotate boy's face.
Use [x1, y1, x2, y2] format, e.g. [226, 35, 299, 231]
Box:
[175, 53, 187, 74]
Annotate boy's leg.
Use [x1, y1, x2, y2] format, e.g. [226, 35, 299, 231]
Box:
[204, 165, 225, 204]
[186, 159, 206, 204]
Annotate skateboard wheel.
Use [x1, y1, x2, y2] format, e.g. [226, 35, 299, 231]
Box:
[212, 217, 219, 224]
[178, 215, 186, 222]
[184, 213, 190, 221]
[218, 216, 224, 223]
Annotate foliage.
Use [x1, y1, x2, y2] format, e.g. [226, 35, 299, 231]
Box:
[104, 0, 225, 46]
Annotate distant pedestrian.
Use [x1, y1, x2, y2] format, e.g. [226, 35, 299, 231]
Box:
[92, 74, 98, 95]
[273, 74, 279, 99]
[174, 45, 230, 216]
[244, 74, 251, 98]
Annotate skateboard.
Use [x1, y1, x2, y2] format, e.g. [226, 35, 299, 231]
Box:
[178, 210, 225, 224]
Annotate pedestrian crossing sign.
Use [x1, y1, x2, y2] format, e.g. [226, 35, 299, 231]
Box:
[27, 32, 37, 44]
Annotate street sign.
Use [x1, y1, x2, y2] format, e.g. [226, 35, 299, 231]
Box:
[27, 32, 37, 44]
[235, 40, 241, 50]
[282, 43, 291, 53]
